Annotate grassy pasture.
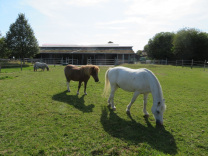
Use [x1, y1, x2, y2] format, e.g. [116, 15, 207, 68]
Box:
[0, 64, 208, 155]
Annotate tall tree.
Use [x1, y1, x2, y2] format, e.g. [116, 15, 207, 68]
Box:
[145, 32, 175, 60]
[172, 28, 208, 60]
[194, 32, 208, 60]
[0, 33, 10, 58]
[5, 13, 39, 59]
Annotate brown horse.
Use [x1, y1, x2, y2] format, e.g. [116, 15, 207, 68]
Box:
[64, 64, 100, 95]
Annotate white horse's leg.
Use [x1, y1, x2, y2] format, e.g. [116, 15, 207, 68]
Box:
[67, 81, 70, 92]
[108, 85, 118, 111]
[126, 91, 140, 114]
[143, 93, 149, 117]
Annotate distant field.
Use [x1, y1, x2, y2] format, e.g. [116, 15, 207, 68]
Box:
[0, 64, 208, 155]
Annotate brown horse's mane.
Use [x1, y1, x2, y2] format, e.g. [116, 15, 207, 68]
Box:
[80, 65, 100, 76]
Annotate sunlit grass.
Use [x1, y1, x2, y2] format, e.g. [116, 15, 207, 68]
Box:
[0, 64, 208, 155]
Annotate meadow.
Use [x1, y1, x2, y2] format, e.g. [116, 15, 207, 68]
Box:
[0, 64, 207, 155]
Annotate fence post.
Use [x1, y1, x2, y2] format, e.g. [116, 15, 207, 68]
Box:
[191, 59, 193, 69]
[204, 60, 206, 71]
[114, 57, 117, 65]
[21, 59, 23, 71]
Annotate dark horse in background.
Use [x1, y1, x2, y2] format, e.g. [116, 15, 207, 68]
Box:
[64, 65, 100, 95]
[34, 62, 49, 72]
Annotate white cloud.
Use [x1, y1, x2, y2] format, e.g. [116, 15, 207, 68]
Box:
[126, 0, 196, 19]
[64, 0, 109, 7]
[25, 0, 109, 18]
[23, 0, 208, 51]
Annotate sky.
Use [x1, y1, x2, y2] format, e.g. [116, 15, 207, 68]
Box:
[1, 0, 208, 52]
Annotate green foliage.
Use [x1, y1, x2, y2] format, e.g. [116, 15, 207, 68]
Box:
[0, 64, 208, 155]
[144, 28, 208, 60]
[173, 28, 208, 60]
[145, 32, 175, 60]
[0, 35, 10, 58]
[5, 13, 39, 59]
[136, 50, 143, 56]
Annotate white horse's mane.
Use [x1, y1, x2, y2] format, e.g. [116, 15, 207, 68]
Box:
[144, 69, 163, 100]
[144, 69, 166, 113]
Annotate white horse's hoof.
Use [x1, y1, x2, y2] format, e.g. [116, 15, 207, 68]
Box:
[84, 93, 87, 95]
[113, 107, 116, 111]
[77, 92, 79, 95]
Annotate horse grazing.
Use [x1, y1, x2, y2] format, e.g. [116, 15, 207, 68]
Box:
[34, 62, 49, 72]
[64, 64, 100, 95]
[103, 66, 166, 125]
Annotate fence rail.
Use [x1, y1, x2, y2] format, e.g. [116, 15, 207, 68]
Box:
[0, 58, 79, 72]
[0, 58, 208, 72]
[143, 59, 208, 71]
[87, 58, 134, 65]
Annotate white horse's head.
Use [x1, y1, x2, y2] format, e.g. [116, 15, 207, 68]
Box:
[151, 99, 166, 125]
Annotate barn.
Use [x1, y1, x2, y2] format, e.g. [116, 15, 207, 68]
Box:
[36, 43, 135, 65]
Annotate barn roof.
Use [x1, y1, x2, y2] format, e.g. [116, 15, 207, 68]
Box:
[39, 44, 135, 54]
[40, 43, 132, 48]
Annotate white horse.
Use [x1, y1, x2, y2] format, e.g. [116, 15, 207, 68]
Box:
[103, 66, 166, 125]
[34, 62, 49, 72]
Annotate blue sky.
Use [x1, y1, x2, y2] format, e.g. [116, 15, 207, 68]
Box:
[1, 0, 208, 52]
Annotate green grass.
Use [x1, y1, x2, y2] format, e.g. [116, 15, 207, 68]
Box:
[0, 64, 208, 155]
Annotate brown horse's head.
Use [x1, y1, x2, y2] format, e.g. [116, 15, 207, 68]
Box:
[90, 65, 100, 82]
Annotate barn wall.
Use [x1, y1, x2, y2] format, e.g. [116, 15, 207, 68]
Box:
[35, 46, 135, 65]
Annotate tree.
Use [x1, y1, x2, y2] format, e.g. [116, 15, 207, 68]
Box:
[194, 32, 208, 60]
[5, 13, 39, 59]
[145, 32, 175, 60]
[172, 28, 208, 60]
[136, 50, 143, 56]
[0, 33, 10, 58]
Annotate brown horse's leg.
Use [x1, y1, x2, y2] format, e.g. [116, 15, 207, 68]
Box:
[77, 81, 82, 95]
[84, 81, 88, 95]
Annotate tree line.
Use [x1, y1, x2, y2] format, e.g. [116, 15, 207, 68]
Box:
[142, 28, 208, 61]
[1, 13, 208, 61]
[0, 13, 39, 59]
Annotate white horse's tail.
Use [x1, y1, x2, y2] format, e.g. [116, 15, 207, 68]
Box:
[103, 68, 111, 97]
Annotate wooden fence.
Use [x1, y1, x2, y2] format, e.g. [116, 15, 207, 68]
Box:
[0, 58, 208, 72]
[143, 59, 208, 71]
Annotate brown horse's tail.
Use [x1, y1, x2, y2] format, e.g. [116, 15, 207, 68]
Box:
[103, 68, 111, 97]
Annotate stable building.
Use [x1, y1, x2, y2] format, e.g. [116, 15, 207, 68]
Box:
[36, 43, 135, 65]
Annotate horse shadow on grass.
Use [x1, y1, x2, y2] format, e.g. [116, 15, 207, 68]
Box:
[100, 107, 178, 155]
[52, 90, 94, 113]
